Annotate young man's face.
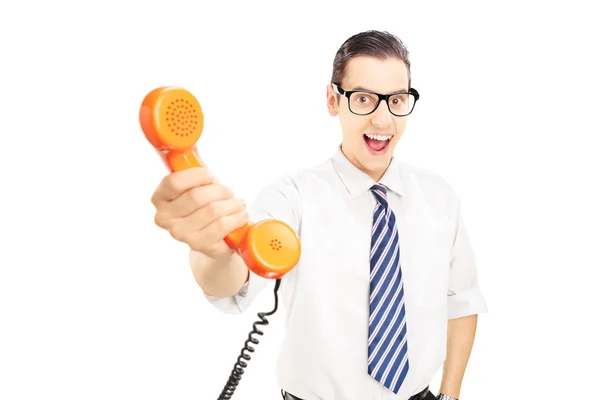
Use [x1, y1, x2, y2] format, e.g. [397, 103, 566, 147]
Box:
[327, 56, 412, 181]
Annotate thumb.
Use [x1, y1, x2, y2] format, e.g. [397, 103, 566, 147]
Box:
[191, 145, 220, 183]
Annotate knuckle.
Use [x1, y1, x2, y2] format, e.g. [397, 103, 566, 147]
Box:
[154, 212, 168, 228]
[150, 192, 159, 207]
[169, 225, 185, 242]
[168, 175, 185, 194]
[159, 173, 173, 189]
[189, 187, 205, 206]
[189, 242, 204, 253]
[214, 184, 232, 199]
[205, 201, 222, 219]
[235, 199, 246, 212]
[214, 216, 229, 233]
[168, 171, 193, 195]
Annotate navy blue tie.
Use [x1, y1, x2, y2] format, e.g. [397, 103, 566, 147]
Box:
[367, 184, 409, 393]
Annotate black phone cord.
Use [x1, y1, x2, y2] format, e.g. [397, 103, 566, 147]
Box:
[216, 278, 282, 400]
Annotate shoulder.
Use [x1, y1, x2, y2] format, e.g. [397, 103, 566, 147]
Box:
[396, 160, 460, 207]
[259, 158, 335, 195]
[247, 159, 333, 229]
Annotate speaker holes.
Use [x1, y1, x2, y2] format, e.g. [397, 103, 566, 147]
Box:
[270, 239, 282, 251]
[165, 98, 197, 137]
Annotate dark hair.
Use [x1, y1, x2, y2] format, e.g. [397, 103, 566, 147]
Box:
[331, 30, 411, 87]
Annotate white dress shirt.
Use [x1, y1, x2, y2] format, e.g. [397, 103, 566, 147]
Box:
[205, 145, 488, 400]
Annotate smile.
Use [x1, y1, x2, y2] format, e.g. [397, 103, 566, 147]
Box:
[363, 133, 392, 154]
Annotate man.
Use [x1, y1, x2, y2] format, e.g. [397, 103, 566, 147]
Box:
[151, 30, 487, 400]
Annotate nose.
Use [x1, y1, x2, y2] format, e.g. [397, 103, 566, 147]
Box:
[370, 100, 392, 128]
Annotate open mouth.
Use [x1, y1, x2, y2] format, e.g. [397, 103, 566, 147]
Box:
[363, 133, 392, 154]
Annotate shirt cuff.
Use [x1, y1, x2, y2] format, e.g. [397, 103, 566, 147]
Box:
[447, 284, 488, 319]
[204, 269, 267, 314]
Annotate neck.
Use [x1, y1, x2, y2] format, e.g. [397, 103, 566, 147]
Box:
[366, 169, 385, 182]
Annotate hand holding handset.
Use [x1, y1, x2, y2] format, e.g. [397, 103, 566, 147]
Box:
[139, 86, 299, 399]
[139, 86, 301, 280]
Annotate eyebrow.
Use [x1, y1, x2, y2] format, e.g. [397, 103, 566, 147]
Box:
[350, 86, 409, 94]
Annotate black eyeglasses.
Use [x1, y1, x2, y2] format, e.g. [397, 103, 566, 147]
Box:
[331, 83, 420, 117]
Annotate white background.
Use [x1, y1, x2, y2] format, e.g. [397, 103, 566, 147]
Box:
[1, 1, 599, 399]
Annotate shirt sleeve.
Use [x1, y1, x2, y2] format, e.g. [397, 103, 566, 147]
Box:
[447, 198, 488, 320]
[203, 175, 302, 314]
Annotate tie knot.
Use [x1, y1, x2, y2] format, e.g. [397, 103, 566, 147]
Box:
[370, 184, 388, 207]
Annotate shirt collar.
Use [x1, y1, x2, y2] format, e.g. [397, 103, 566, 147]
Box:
[330, 144, 406, 199]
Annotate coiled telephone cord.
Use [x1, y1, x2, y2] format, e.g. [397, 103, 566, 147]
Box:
[217, 278, 282, 400]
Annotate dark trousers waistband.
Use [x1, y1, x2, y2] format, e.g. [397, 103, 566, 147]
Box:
[282, 385, 432, 400]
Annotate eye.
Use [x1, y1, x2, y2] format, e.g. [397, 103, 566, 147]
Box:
[353, 93, 375, 104]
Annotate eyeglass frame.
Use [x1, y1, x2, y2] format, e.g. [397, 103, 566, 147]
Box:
[331, 83, 420, 117]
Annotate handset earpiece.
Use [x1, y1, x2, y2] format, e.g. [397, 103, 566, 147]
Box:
[139, 86, 301, 279]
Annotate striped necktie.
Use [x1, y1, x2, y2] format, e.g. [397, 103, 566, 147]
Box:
[367, 183, 409, 393]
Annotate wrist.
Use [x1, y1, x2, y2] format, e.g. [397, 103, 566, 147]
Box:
[437, 393, 458, 400]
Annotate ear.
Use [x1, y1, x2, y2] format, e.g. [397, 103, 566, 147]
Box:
[326, 84, 339, 117]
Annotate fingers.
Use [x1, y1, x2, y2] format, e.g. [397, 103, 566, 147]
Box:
[154, 184, 236, 230]
[151, 167, 214, 205]
[150, 162, 250, 254]
[174, 184, 235, 218]
[168, 200, 248, 247]
[192, 209, 249, 248]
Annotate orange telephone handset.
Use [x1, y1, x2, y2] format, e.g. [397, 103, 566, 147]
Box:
[139, 86, 300, 279]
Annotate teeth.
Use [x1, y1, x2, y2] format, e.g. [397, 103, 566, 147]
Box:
[365, 134, 392, 141]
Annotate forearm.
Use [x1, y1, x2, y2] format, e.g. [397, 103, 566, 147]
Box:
[189, 249, 249, 297]
[440, 314, 478, 398]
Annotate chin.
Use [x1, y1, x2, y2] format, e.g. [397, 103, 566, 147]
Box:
[357, 151, 391, 173]
[363, 156, 390, 170]
[343, 137, 394, 176]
